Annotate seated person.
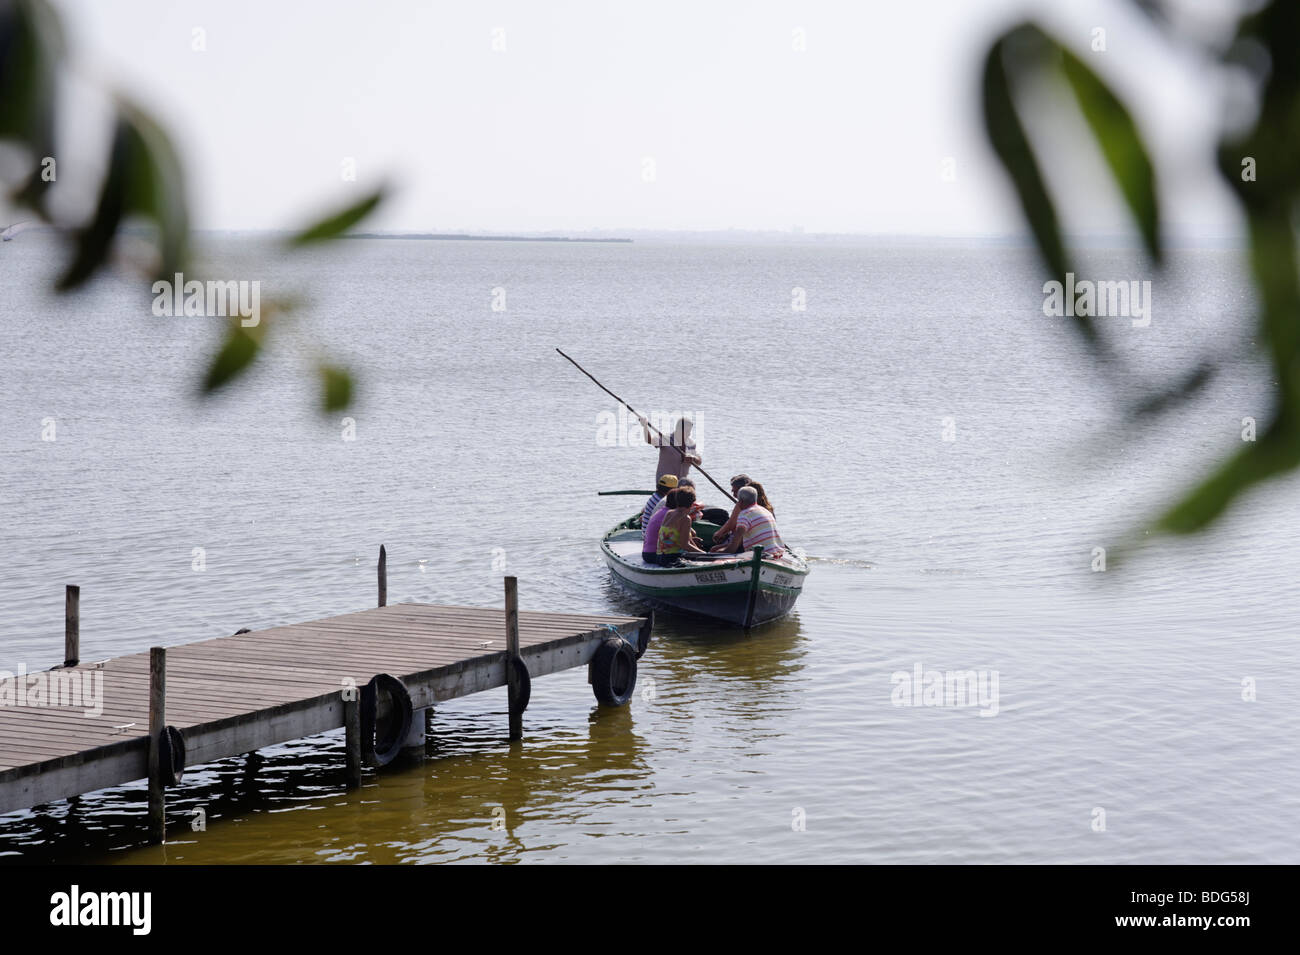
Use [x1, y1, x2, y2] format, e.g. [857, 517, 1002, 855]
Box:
[642, 474, 678, 534]
[709, 474, 753, 549]
[675, 477, 704, 547]
[710, 485, 784, 558]
[643, 489, 678, 562]
[655, 486, 705, 565]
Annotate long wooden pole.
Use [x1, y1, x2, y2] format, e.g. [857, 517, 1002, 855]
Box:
[556, 348, 737, 503]
[378, 544, 387, 608]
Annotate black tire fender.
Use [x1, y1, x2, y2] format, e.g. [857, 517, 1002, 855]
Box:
[509, 655, 531, 713]
[360, 673, 413, 767]
[634, 611, 653, 659]
[158, 725, 186, 786]
[590, 637, 637, 706]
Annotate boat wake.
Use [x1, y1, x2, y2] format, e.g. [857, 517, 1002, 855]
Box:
[805, 556, 876, 569]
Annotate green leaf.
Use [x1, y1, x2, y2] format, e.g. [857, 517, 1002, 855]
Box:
[982, 30, 1068, 280]
[289, 187, 386, 246]
[117, 99, 188, 280]
[1061, 50, 1162, 265]
[982, 29, 1100, 351]
[1155, 418, 1300, 534]
[201, 326, 261, 394]
[1153, 212, 1300, 534]
[1, 0, 65, 211]
[56, 118, 130, 290]
[318, 363, 354, 412]
[57, 103, 188, 290]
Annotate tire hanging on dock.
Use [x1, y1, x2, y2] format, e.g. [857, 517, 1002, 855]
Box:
[589, 637, 637, 706]
[360, 673, 413, 767]
[510, 655, 531, 714]
[157, 725, 186, 786]
[634, 611, 654, 659]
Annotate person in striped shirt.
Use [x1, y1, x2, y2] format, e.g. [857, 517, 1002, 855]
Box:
[710, 486, 784, 557]
[641, 474, 678, 535]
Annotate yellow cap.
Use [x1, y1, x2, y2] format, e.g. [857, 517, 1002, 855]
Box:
[658, 474, 679, 488]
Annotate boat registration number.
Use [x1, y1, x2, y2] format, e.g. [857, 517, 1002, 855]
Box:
[772, 574, 792, 587]
[694, 571, 727, 584]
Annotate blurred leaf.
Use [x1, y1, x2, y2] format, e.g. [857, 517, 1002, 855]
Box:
[0, 0, 64, 211]
[982, 28, 1102, 352]
[982, 32, 1068, 279]
[1154, 192, 1300, 533]
[57, 103, 188, 290]
[1061, 49, 1162, 265]
[1128, 0, 1167, 24]
[1246, 215, 1300, 396]
[1130, 360, 1215, 418]
[289, 187, 385, 246]
[318, 363, 353, 412]
[56, 118, 129, 289]
[202, 325, 261, 394]
[118, 99, 188, 280]
[1155, 417, 1300, 534]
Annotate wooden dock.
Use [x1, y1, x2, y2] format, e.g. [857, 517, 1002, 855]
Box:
[0, 575, 649, 841]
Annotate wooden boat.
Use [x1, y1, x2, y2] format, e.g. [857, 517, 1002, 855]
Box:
[600, 510, 810, 628]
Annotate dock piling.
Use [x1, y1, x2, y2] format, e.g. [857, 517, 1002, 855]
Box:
[343, 694, 361, 788]
[504, 576, 523, 740]
[147, 647, 166, 844]
[378, 544, 387, 608]
[64, 584, 79, 668]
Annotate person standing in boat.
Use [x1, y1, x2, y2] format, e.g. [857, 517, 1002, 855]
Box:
[710, 486, 784, 558]
[638, 414, 701, 485]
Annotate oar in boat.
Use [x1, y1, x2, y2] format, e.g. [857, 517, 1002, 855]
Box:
[556, 348, 737, 504]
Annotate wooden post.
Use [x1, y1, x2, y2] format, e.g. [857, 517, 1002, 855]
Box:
[504, 576, 522, 741]
[64, 585, 79, 668]
[343, 693, 361, 788]
[147, 647, 166, 844]
[742, 545, 764, 630]
[378, 545, 387, 608]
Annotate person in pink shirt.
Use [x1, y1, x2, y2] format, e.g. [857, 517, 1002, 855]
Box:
[642, 489, 677, 562]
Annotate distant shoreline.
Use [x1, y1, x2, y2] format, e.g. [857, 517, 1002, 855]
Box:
[4, 225, 1248, 250]
[341, 233, 633, 244]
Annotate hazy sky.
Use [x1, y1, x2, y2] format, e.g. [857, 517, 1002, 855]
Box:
[40, 0, 1246, 235]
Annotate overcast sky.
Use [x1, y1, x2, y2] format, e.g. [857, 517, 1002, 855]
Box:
[41, 0, 1246, 236]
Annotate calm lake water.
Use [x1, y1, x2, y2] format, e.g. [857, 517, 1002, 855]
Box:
[1, 234, 1298, 863]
